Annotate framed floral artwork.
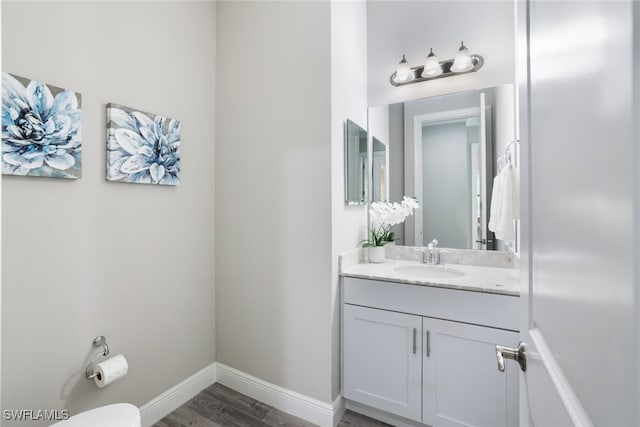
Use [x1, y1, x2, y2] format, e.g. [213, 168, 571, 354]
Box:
[2, 73, 82, 179]
[106, 103, 181, 186]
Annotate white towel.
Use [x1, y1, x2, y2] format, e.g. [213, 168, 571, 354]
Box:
[495, 166, 515, 243]
[489, 165, 518, 245]
[512, 166, 520, 220]
[488, 171, 503, 233]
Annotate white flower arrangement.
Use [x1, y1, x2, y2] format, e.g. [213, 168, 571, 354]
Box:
[362, 196, 420, 247]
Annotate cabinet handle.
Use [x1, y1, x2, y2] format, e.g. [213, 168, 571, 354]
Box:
[426, 330, 431, 357]
[412, 328, 417, 354]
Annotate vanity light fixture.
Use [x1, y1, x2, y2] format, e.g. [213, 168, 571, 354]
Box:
[451, 41, 474, 73]
[390, 42, 483, 87]
[422, 48, 443, 77]
[395, 54, 412, 83]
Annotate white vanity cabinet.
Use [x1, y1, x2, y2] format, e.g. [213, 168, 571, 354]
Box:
[342, 277, 519, 427]
[343, 304, 423, 421]
[422, 317, 519, 427]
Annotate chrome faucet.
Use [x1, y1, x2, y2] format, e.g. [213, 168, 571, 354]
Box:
[423, 239, 440, 264]
[430, 239, 440, 264]
[422, 245, 431, 264]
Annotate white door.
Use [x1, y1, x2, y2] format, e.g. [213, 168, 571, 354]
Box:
[512, 1, 639, 426]
[343, 305, 423, 422]
[423, 317, 519, 427]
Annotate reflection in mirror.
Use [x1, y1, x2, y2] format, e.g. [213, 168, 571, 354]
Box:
[368, 84, 517, 251]
[344, 119, 368, 205]
[372, 137, 388, 202]
[418, 106, 489, 250]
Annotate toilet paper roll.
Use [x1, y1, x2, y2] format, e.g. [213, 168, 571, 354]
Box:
[94, 354, 128, 388]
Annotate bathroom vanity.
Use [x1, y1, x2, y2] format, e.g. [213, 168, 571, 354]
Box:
[340, 248, 520, 427]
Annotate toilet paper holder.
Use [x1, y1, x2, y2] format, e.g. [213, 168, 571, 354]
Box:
[85, 336, 110, 380]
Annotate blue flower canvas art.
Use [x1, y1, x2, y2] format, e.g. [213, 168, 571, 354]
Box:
[2, 73, 82, 179]
[106, 103, 181, 186]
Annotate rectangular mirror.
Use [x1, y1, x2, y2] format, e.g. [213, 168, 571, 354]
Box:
[344, 119, 368, 205]
[368, 84, 517, 251]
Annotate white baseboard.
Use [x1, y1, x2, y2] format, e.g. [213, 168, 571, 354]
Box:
[332, 395, 346, 426]
[139, 363, 217, 427]
[216, 363, 336, 427]
[139, 363, 342, 427]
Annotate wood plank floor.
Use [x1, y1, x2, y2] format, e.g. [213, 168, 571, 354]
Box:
[153, 383, 392, 427]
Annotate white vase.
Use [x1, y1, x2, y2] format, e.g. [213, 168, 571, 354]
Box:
[368, 246, 385, 263]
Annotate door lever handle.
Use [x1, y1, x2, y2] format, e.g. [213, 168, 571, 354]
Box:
[496, 342, 527, 372]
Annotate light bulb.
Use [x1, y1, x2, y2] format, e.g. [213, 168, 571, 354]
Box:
[421, 48, 443, 78]
[395, 55, 412, 82]
[451, 41, 474, 73]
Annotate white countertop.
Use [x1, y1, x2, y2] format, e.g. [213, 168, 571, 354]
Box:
[341, 260, 520, 297]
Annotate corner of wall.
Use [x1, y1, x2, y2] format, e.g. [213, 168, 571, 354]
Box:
[330, 0, 369, 402]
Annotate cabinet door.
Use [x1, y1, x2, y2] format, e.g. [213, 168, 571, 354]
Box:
[423, 317, 519, 427]
[343, 304, 422, 422]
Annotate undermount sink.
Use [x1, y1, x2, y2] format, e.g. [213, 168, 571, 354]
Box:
[393, 264, 466, 280]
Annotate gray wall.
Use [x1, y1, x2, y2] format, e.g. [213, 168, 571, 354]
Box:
[215, 1, 333, 403]
[2, 1, 216, 423]
[422, 122, 470, 248]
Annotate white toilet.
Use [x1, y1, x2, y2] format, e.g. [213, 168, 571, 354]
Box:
[50, 403, 140, 427]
